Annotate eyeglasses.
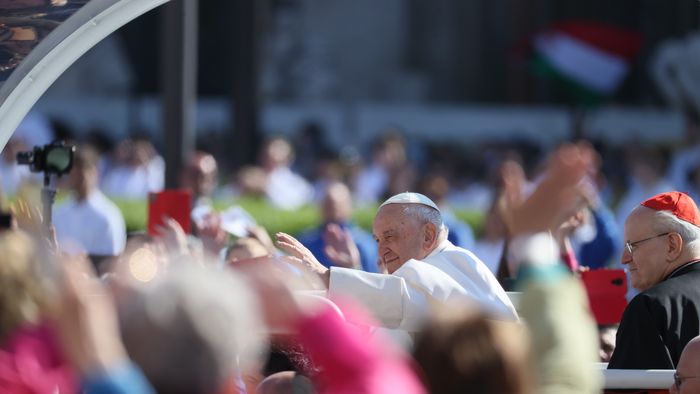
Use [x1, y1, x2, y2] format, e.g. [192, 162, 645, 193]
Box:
[674, 371, 700, 388]
[624, 232, 670, 255]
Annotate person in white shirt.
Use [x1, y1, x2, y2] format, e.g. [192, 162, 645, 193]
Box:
[276, 192, 518, 332]
[101, 136, 164, 199]
[54, 145, 126, 257]
[259, 137, 314, 210]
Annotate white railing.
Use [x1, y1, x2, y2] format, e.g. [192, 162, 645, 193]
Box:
[599, 364, 674, 390]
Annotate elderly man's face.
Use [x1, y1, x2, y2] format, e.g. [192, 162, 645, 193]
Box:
[622, 208, 671, 291]
[671, 340, 700, 394]
[372, 204, 428, 274]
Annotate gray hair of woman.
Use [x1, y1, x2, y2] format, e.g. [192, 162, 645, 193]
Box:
[118, 263, 266, 394]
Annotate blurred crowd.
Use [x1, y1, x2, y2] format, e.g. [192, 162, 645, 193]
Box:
[6, 112, 700, 272]
[3, 113, 700, 393]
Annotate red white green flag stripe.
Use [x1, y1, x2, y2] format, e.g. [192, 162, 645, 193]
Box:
[532, 21, 643, 103]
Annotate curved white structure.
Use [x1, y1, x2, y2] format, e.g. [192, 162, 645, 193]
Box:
[0, 0, 170, 151]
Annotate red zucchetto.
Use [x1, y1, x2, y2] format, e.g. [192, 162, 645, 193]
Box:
[641, 191, 700, 227]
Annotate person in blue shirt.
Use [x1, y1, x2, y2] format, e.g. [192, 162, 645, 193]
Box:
[298, 181, 379, 272]
[577, 204, 620, 269]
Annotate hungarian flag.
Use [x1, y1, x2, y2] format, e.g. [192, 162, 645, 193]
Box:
[531, 21, 643, 104]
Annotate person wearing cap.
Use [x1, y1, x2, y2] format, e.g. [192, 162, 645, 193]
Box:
[277, 192, 518, 333]
[608, 191, 700, 370]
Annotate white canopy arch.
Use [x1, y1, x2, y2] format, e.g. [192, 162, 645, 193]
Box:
[0, 0, 169, 151]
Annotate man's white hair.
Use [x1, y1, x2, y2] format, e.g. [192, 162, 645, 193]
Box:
[651, 209, 700, 254]
[401, 204, 448, 238]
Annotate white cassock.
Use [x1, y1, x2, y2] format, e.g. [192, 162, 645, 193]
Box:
[327, 239, 518, 332]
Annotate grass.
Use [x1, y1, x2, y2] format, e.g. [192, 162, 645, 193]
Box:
[114, 197, 486, 236]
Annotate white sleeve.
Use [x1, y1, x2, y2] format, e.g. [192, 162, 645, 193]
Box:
[328, 267, 429, 331]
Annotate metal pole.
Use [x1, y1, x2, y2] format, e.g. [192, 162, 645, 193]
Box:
[161, 0, 198, 188]
[230, 0, 263, 169]
[42, 173, 55, 230]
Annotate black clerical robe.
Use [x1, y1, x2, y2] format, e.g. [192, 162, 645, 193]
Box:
[608, 260, 700, 369]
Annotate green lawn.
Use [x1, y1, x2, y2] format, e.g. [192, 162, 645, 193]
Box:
[114, 197, 485, 237]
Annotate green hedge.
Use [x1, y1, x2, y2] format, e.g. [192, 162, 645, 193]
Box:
[114, 197, 485, 237]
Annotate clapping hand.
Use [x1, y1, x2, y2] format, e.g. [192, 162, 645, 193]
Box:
[322, 223, 361, 269]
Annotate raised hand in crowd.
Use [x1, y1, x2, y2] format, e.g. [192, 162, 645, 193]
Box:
[499, 142, 598, 237]
[321, 223, 361, 269]
[154, 216, 190, 258]
[54, 254, 129, 377]
[54, 253, 156, 394]
[194, 211, 228, 256]
[11, 198, 57, 250]
[247, 224, 278, 254]
[495, 141, 603, 394]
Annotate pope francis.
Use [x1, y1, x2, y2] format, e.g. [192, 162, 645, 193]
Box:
[277, 192, 518, 332]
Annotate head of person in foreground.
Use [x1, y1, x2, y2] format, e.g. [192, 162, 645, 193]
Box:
[672, 335, 700, 394]
[413, 306, 533, 394]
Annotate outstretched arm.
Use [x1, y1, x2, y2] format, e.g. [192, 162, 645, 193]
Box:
[500, 142, 602, 393]
[276, 232, 331, 287]
[236, 260, 425, 394]
[276, 232, 442, 330]
[54, 255, 155, 394]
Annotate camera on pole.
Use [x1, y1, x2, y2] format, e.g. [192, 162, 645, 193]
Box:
[16, 141, 76, 230]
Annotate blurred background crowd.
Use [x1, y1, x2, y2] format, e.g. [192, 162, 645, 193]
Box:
[4, 110, 700, 275]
